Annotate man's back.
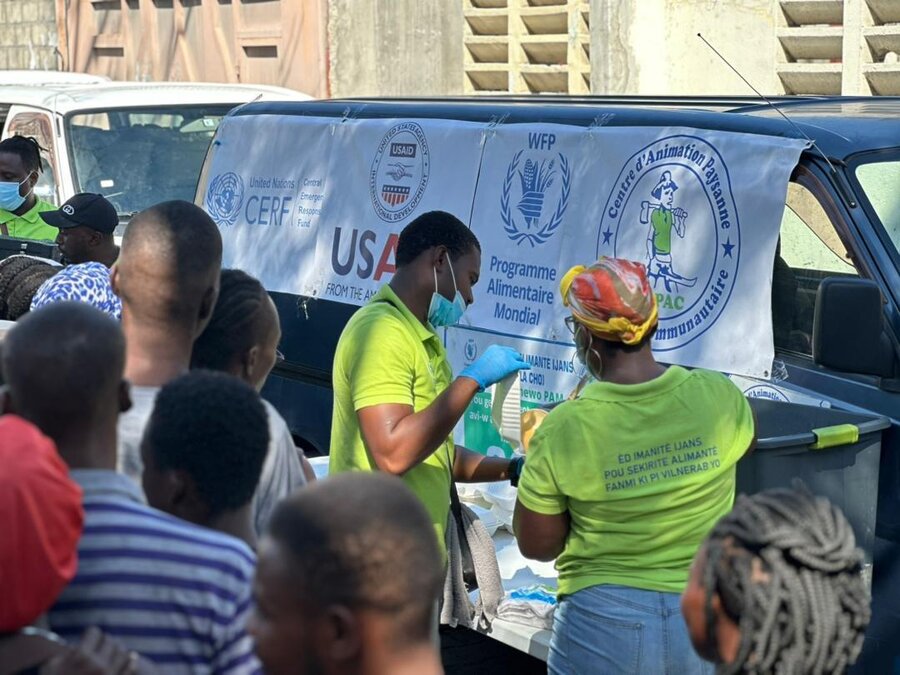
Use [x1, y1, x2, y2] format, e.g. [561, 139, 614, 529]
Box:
[49, 469, 260, 675]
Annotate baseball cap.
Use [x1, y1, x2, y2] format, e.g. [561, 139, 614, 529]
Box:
[40, 193, 118, 234]
[0, 415, 83, 631]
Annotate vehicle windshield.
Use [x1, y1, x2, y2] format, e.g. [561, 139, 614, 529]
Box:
[855, 155, 900, 260]
[66, 105, 235, 217]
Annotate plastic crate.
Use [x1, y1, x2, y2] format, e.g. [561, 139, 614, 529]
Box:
[737, 398, 890, 575]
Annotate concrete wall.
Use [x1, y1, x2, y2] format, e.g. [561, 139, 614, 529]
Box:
[0, 0, 58, 71]
[328, 0, 465, 97]
[591, 0, 780, 95]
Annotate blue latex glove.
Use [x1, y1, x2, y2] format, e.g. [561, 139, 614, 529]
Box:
[459, 345, 530, 391]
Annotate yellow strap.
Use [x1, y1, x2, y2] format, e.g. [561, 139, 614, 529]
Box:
[810, 424, 859, 450]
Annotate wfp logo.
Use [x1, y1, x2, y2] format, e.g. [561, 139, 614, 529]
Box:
[464, 339, 478, 364]
[205, 172, 245, 227]
[598, 135, 740, 352]
[370, 122, 430, 223]
[500, 132, 570, 247]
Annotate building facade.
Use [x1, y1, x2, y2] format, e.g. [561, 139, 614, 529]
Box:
[0, 0, 894, 98]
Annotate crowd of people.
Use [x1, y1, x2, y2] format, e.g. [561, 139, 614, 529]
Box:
[0, 130, 873, 675]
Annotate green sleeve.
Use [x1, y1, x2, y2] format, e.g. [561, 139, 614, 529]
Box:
[717, 376, 755, 466]
[517, 423, 568, 515]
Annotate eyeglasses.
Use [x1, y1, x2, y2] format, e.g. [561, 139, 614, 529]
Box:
[564, 316, 577, 336]
[275, 348, 285, 366]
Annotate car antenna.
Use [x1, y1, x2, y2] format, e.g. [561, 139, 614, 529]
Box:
[697, 33, 840, 177]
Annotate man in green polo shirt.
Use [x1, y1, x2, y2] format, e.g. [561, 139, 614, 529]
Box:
[330, 210, 530, 549]
[0, 136, 57, 242]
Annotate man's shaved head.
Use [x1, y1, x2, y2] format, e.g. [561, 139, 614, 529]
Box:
[267, 472, 443, 643]
[115, 200, 222, 334]
[2, 302, 125, 452]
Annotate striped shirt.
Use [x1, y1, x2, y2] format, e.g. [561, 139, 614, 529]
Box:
[48, 470, 261, 674]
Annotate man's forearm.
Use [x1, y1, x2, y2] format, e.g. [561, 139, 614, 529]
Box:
[365, 377, 480, 475]
[453, 446, 513, 483]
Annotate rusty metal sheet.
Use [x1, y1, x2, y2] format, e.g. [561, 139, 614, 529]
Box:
[56, 0, 328, 97]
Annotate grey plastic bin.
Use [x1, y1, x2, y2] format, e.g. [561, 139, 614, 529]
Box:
[736, 398, 890, 570]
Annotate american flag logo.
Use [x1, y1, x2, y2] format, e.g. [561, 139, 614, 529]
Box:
[382, 184, 410, 207]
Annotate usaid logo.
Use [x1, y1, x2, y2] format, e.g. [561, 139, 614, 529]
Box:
[370, 123, 430, 222]
[598, 135, 740, 351]
[205, 172, 245, 227]
[500, 132, 570, 247]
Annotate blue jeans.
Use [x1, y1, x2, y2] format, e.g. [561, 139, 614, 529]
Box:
[549, 584, 713, 675]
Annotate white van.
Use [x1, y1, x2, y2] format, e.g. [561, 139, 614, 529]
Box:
[0, 80, 309, 232]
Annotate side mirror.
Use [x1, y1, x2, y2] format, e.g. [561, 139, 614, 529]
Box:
[813, 277, 896, 378]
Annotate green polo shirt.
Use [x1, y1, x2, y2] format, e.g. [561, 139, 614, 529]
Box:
[0, 198, 57, 242]
[329, 284, 454, 549]
[517, 366, 754, 596]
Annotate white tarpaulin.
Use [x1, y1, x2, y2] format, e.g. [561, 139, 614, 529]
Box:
[204, 116, 806, 381]
[303, 118, 490, 303]
[203, 116, 489, 300]
[463, 124, 807, 379]
[202, 115, 337, 295]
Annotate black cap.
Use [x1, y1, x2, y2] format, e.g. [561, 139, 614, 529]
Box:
[40, 193, 118, 234]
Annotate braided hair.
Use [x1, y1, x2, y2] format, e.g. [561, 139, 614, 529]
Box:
[191, 268, 270, 372]
[6, 263, 57, 320]
[0, 256, 51, 319]
[0, 135, 44, 174]
[704, 486, 870, 674]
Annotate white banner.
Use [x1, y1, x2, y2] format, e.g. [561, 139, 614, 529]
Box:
[729, 374, 830, 408]
[465, 124, 807, 379]
[445, 327, 586, 457]
[205, 115, 805, 380]
[303, 118, 489, 303]
[202, 115, 337, 294]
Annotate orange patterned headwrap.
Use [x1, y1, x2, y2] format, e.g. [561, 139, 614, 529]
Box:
[559, 257, 658, 345]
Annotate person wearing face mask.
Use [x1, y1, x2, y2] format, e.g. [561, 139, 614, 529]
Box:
[0, 136, 57, 242]
[330, 210, 530, 555]
[513, 257, 755, 675]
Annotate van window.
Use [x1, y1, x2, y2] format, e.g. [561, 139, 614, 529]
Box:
[6, 112, 59, 204]
[773, 182, 857, 355]
[65, 105, 232, 216]
[855, 158, 900, 258]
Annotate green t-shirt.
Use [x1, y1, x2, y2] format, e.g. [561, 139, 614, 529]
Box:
[650, 207, 673, 255]
[329, 284, 454, 549]
[517, 366, 754, 596]
[0, 198, 57, 242]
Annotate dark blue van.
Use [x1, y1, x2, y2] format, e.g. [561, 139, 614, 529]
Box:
[198, 96, 900, 670]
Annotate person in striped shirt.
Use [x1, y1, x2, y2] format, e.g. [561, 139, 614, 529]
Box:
[140, 370, 270, 550]
[2, 302, 261, 674]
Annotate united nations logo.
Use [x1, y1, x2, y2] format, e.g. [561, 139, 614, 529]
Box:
[464, 339, 478, 364]
[598, 135, 740, 351]
[205, 172, 245, 227]
[370, 122, 430, 223]
[501, 150, 570, 247]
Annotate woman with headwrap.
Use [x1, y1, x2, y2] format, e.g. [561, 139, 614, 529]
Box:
[513, 257, 756, 675]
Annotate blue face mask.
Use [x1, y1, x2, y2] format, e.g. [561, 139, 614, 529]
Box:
[428, 254, 467, 327]
[0, 173, 32, 212]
